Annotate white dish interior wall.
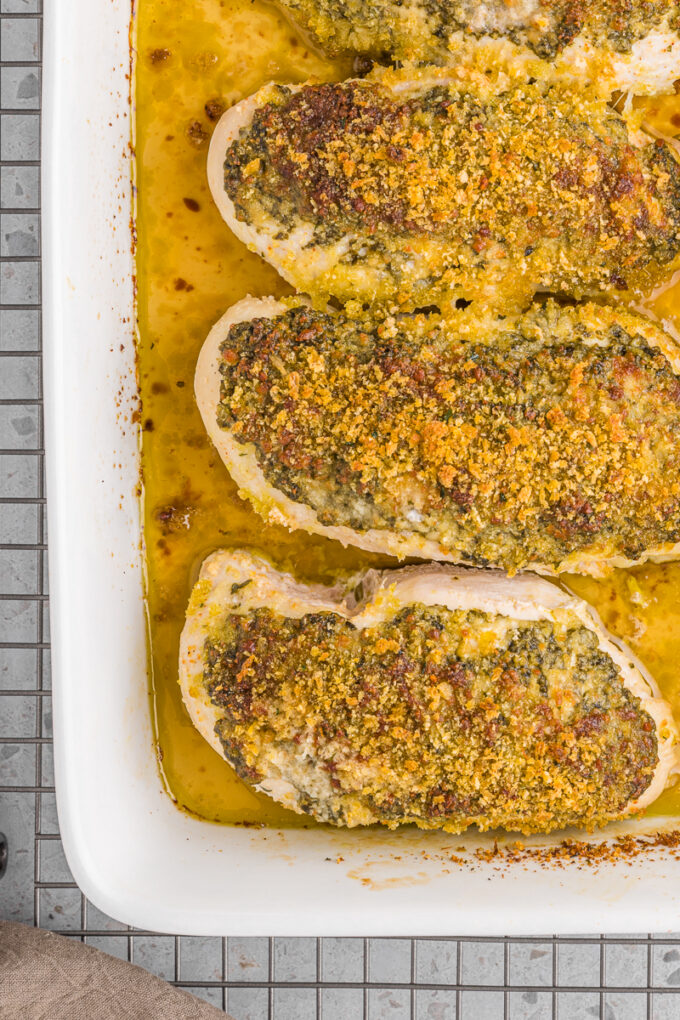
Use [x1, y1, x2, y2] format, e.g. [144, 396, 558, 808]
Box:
[43, 0, 680, 934]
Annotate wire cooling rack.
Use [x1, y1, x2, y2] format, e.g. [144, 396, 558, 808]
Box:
[3, 5, 680, 1019]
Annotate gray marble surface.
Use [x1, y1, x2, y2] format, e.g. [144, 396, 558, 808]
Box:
[2, 3, 680, 1017]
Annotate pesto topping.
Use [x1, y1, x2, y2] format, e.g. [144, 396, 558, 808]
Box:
[217, 304, 680, 573]
[204, 604, 658, 833]
[224, 78, 680, 303]
[279, 0, 680, 60]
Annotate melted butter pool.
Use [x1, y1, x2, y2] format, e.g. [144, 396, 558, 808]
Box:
[135, 0, 680, 826]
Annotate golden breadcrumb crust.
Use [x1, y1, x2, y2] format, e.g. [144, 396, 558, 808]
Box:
[217, 302, 680, 574]
[224, 72, 680, 308]
[205, 603, 658, 834]
[279, 0, 680, 62]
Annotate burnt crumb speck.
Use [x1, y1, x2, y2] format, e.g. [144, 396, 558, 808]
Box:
[186, 121, 209, 148]
[231, 580, 252, 594]
[154, 503, 193, 534]
[353, 55, 375, 76]
[174, 277, 194, 292]
[143, 418, 155, 432]
[149, 48, 171, 64]
[183, 197, 201, 212]
[205, 98, 226, 121]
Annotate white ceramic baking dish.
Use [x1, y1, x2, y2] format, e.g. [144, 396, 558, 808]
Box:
[42, 0, 680, 935]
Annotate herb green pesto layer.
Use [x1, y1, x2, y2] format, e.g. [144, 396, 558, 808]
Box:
[217, 304, 680, 573]
[224, 77, 680, 300]
[279, 0, 680, 61]
[203, 604, 658, 833]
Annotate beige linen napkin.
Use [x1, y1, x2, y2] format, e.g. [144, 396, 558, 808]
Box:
[0, 920, 232, 1019]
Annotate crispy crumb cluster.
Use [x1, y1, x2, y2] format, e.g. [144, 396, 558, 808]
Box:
[203, 603, 658, 833]
[217, 303, 680, 573]
[278, 0, 680, 60]
[224, 76, 680, 304]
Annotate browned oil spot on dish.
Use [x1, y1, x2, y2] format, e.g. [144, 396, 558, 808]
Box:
[347, 868, 432, 890]
[341, 829, 680, 878]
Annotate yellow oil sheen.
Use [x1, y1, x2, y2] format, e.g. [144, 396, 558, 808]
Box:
[134, 0, 680, 826]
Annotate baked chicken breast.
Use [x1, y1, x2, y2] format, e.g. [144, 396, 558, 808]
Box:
[195, 297, 680, 577]
[208, 66, 680, 312]
[180, 550, 679, 835]
[277, 0, 680, 95]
